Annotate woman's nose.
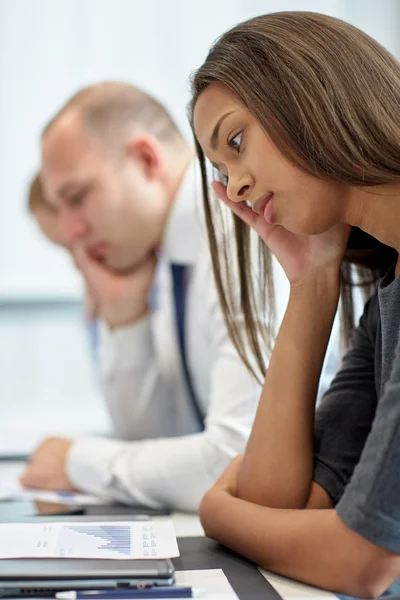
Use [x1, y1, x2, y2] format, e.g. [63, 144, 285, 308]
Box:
[227, 178, 252, 203]
[237, 184, 250, 197]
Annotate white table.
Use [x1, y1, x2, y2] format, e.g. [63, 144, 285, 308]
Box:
[0, 460, 335, 599]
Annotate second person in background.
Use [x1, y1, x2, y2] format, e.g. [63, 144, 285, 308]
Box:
[22, 81, 338, 512]
[21, 81, 265, 511]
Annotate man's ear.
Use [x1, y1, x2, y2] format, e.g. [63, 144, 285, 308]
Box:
[126, 135, 165, 180]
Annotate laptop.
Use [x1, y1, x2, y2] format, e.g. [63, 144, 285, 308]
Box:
[0, 557, 175, 597]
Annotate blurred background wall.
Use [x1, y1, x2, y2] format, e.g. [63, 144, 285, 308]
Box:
[0, 0, 398, 451]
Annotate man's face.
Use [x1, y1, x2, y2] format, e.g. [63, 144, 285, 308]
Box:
[41, 111, 167, 271]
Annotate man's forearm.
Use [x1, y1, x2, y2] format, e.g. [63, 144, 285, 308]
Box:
[99, 317, 174, 440]
[200, 490, 399, 599]
[69, 426, 243, 511]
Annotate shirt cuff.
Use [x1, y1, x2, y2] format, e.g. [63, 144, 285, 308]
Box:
[67, 436, 130, 497]
[99, 315, 153, 373]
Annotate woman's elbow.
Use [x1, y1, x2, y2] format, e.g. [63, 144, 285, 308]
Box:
[199, 489, 217, 538]
[343, 573, 393, 598]
[340, 552, 400, 598]
[237, 462, 309, 509]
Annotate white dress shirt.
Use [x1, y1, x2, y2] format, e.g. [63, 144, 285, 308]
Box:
[67, 163, 340, 511]
[67, 163, 264, 511]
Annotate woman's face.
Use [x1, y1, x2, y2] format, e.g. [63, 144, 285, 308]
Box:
[193, 82, 347, 236]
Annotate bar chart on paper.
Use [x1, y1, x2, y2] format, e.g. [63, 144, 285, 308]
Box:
[57, 524, 131, 558]
[0, 520, 179, 559]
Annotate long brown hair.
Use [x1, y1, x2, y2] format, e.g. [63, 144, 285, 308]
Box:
[190, 11, 400, 382]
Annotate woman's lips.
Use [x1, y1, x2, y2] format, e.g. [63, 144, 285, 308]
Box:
[252, 192, 274, 219]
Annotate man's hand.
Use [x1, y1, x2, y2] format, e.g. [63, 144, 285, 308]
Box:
[73, 246, 157, 329]
[20, 437, 76, 492]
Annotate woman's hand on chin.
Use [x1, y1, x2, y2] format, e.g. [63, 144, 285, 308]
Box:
[213, 181, 350, 288]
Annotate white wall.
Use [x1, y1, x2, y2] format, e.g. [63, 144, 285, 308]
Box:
[0, 305, 110, 452]
[346, 0, 400, 58]
[0, 0, 346, 299]
[6, 0, 397, 447]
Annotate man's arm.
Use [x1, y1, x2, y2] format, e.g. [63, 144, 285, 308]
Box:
[98, 313, 187, 440]
[21, 248, 261, 508]
[80, 248, 181, 440]
[67, 273, 262, 509]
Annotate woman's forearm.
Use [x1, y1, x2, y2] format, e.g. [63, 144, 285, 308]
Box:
[200, 490, 399, 599]
[239, 266, 340, 508]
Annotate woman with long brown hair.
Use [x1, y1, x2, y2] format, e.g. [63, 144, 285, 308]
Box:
[191, 11, 400, 599]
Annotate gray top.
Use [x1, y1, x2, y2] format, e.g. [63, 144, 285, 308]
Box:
[314, 265, 400, 599]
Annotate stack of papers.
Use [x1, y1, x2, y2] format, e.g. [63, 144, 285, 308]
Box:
[0, 520, 179, 560]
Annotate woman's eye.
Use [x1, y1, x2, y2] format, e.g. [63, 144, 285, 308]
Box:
[229, 132, 242, 151]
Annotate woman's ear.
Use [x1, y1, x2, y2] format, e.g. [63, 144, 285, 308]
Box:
[125, 135, 165, 180]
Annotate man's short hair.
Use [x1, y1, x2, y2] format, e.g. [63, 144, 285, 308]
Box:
[43, 81, 184, 151]
[28, 172, 54, 214]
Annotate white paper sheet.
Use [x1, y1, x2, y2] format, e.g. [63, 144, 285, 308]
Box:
[175, 569, 239, 599]
[260, 569, 337, 599]
[0, 475, 111, 505]
[0, 520, 179, 559]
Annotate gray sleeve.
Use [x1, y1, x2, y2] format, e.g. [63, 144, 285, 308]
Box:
[336, 332, 400, 553]
[313, 296, 378, 504]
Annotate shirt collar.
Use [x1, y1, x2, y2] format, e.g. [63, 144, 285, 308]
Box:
[161, 159, 203, 265]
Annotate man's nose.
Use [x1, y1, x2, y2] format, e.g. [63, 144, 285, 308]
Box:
[59, 210, 89, 246]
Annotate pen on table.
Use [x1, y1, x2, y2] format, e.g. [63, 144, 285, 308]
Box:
[56, 586, 206, 599]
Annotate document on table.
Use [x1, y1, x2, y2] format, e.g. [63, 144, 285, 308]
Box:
[0, 520, 179, 559]
[176, 569, 239, 599]
[0, 474, 111, 505]
[260, 568, 337, 599]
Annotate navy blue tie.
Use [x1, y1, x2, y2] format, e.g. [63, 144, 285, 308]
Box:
[171, 264, 204, 430]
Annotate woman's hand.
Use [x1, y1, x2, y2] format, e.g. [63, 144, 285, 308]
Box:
[212, 455, 244, 497]
[213, 181, 350, 287]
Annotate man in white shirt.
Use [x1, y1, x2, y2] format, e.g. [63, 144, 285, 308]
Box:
[20, 82, 263, 511]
